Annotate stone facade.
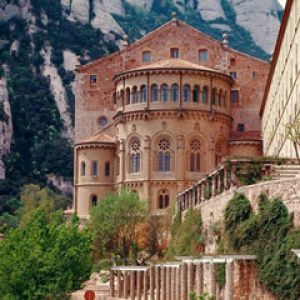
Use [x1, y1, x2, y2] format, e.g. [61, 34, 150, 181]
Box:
[261, 0, 300, 158]
[74, 17, 269, 218]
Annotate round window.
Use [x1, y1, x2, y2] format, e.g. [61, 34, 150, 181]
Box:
[98, 116, 108, 127]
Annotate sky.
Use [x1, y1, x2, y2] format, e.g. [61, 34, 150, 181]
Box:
[278, 0, 287, 7]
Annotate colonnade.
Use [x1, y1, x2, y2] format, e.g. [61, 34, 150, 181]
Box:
[109, 256, 261, 300]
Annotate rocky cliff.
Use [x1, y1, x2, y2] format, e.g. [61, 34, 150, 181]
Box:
[0, 0, 282, 190]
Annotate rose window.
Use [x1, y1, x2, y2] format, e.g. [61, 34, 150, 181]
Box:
[158, 138, 171, 151]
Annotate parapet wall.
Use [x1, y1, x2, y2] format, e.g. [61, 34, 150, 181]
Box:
[185, 177, 300, 253]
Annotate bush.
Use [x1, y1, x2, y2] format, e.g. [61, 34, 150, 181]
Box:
[224, 193, 300, 300]
[167, 209, 204, 258]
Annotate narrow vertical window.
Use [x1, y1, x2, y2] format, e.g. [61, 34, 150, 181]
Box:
[211, 88, 217, 105]
[91, 195, 98, 207]
[193, 85, 200, 103]
[183, 84, 190, 102]
[105, 162, 110, 176]
[126, 88, 130, 104]
[141, 85, 147, 102]
[81, 161, 86, 176]
[199, 49, 208, 62]
[133, 86, 139, 103]
[91, 161, 98, 176]
[158, 190, 170, 209]
[202, 86, 208, 104]
[151, 84, 158, 102]
[90, 75, 97, 85]
[129, 137, 141, 174]
[171, 84, 179, 102]
[170, 48, 179, 59]
[230, 90, 239, 103]
[143, 50, 151, 62]
[161, 84, 169, 102]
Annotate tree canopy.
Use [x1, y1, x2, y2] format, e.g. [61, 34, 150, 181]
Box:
[89, 189, 147, 264]
[0, 209, 92, 300]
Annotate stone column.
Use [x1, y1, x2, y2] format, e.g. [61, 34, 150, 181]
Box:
[155, 266, 161, 300]
[117, 270, 122, 298]
[144, 269, 149, 300]
[137, 271, 142, 300]
[150, 265, 155, 300]
[119, 139, 126, 185]
[176, 267, 181, 300]
[143, 136, 151, 202]
[187, 263, 194, 295]
[180, 263, 187, 300]
[124, 271, 129, 299]
[209, 262, 216, 296]
[161, 267, 166, 300]
[171, 267, 176, 300]
[195, 263, 203, 294]
[110, 270, 115, 297]
[177, 135, 185, 190]
[224, 260, 234, 300]
[130, 271, 135, 300]
[212, 176, 217, 196]
[166, 267, 171, 300]
[224, 166, 231, 190]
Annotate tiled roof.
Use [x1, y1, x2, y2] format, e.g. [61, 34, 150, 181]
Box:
[76, 133, 115, 145]
[129, 59, 225, 74]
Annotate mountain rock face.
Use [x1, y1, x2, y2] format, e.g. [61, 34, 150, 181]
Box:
[0, 78, 13, 180]
[0, 0, 282, 190]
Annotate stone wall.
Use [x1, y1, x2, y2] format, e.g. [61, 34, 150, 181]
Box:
[190, 177, 300, 253]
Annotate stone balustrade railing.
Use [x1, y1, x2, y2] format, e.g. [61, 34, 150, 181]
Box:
[176, 158, 298, 216]
[109, 255, 274, 300]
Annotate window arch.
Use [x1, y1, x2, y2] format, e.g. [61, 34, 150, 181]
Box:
[158, 189, 170, 209]
[151, 84, 159, 102]
[171, 84, 179, 102]
[91, 195, 98, 207]
[211, 88, 217, 105]
[141, 85, 147, 102]
[129, 137, 141, 173]
[189, 139, 201, 172]
[183, 84, 190, 102]
[91, 161, 98, 176]
[133, 86, 139, 104]
[157, 136, 172, 172]
[80, 161, 86, 176]
[161, 84, 169, 102]
[193, 85, 200, 103]
[126, 88, 131, 105]
[202, 86, 208, 104]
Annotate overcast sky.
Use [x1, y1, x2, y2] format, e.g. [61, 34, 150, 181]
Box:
[278, 0, 287, 7]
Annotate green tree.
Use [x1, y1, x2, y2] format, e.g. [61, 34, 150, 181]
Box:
[0, 209, 92, 299]
[18, 184, 71, 226]
[89, 189, 147, 264]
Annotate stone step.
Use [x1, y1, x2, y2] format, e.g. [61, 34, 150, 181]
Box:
[274, 165, 300, 170]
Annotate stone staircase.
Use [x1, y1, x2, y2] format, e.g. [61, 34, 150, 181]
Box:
[272, 164, 300, 180]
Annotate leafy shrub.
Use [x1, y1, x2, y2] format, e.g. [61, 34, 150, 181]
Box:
[167, 209, 204, 258]
[224, 193, 300, 300]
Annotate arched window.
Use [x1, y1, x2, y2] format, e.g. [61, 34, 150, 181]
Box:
[126, 88, 131, 104]
[183, 84, 190, 102]
[141, 85, 147, 102]
[171, 84, 179, 102]
[151, 84, 158, 102]
[189, 139, 201, 172]
[91, 195, 98, 207]
[105, 161, 110, 177]
[80, 161, 86, 176]
[129, 137, 141, 173]
[158, 189, 170, 209]
[202, 86, 208, 104]
[161, 84, 169, 102]
[193, 85, 200, 103]
[158, 137, 172, 172]
[91, 161, 98, 176]
[133, 86, 139, 104]
[211, 88, 217, 105]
